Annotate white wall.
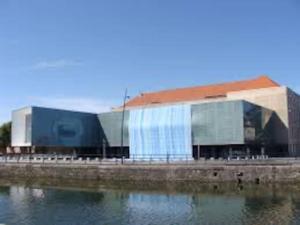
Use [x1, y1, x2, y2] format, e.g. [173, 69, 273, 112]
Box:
[11, 107, 32, 147]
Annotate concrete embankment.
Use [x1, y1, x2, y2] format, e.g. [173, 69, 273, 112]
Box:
[1, 161, 300, 183]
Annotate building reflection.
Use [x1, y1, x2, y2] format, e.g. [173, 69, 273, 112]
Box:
[1, 184, 300, 225]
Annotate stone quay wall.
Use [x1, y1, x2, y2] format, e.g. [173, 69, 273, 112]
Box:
[1, 161, 300, 183]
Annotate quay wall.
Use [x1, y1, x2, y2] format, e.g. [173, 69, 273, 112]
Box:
[1, 162, 300, 183]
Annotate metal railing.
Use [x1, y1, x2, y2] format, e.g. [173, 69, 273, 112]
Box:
[0, 153, 296, 165]
[0, 154, 194, 165]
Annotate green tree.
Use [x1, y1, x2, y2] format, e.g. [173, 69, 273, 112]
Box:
[0, 122, 11, 147]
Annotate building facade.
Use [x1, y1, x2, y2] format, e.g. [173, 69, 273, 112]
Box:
[11, 76, 300, 158]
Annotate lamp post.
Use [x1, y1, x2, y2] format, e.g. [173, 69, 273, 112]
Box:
[121, 88, 130, 164]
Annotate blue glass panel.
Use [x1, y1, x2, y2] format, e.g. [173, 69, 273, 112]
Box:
[129, 105, 192, 160]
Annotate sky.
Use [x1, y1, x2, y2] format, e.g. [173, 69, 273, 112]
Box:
[1, 0, 300, 124]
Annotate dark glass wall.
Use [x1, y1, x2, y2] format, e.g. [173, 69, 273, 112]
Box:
[31, 107, 101, 147]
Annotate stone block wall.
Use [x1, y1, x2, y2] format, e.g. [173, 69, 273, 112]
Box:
[1, 163, 300, 183]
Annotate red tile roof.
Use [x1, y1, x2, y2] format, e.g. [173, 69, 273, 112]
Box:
[125, 76, 279, 107]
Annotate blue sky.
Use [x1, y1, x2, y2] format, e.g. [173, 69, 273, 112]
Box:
[1, 0, 300, 123]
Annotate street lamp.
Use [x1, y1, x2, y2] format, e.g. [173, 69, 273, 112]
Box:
[121, 88, 130, 164]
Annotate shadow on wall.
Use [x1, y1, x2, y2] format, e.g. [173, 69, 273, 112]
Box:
[262, 111, 289, 157]
[99, 120, 109, 149]
[97, 121, 129, 158]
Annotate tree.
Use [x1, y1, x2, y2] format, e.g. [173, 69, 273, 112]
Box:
[0, 122, 11, 147]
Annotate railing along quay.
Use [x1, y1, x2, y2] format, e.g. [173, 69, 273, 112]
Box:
[0, 154, 299, 166]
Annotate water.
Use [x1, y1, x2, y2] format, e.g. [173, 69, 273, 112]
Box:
[1, 180, 300, 225]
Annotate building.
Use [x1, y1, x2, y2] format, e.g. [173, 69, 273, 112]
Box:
[11, 76, 300, 158]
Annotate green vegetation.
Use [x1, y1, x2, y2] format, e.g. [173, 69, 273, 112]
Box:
[0, 122, 11, 147]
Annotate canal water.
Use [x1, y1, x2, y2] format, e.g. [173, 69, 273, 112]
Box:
[0, 180, 300, 225]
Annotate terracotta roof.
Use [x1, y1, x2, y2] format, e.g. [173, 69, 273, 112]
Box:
[125, 76, 280, 107]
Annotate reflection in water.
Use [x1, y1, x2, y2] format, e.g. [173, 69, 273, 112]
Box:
[0, 181, 300, 225]
[0, 186, 9, 195]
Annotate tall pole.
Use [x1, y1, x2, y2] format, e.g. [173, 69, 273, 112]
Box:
[121, 88, 128, 164]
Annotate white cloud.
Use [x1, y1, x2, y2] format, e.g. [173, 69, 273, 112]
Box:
[31, 97, 118, 113]
[31, 59, 82, 70]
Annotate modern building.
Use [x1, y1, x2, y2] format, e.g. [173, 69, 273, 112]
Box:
[11, 76, 300, 158]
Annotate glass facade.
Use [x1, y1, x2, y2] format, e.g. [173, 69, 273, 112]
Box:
[191, 101, 244, 145]
[128, 104, 192, 159]
[98, 111, 129, 147]
[12, 100, 284, 157]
